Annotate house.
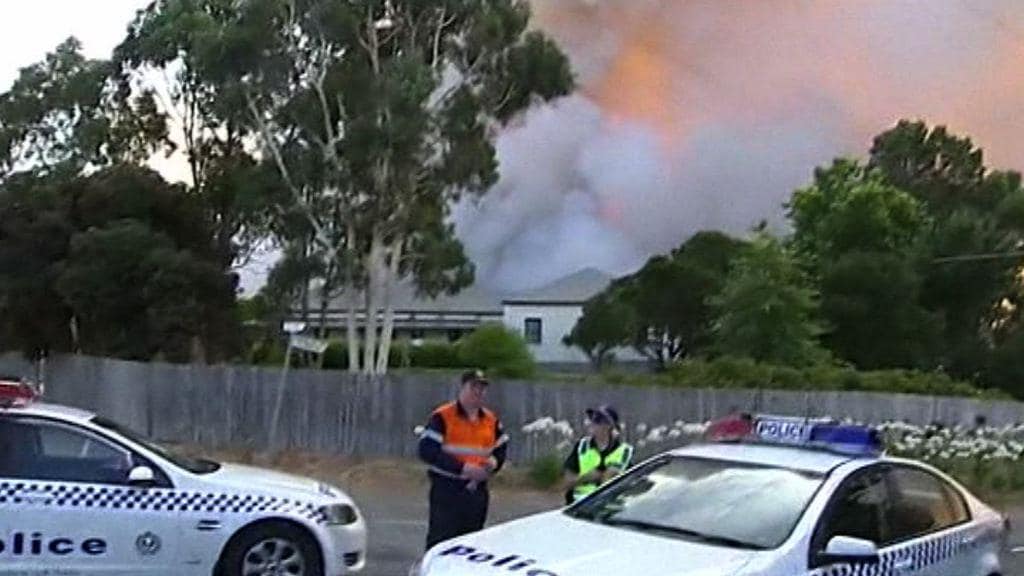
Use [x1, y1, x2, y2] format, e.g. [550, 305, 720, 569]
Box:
[298, 280, 502, 343]
[501, 269, 625, 363]
[291, 268, 640, 364]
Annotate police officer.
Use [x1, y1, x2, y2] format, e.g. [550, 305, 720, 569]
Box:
[562, 405, 633, 504]
[418, 370, 508, 550]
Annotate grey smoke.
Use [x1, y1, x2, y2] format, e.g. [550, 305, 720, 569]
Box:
[456, 0, 1024, 291]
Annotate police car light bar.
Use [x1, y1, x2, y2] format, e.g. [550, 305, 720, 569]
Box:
[0, 378, 42, 408]
[705, 414, 883, 457]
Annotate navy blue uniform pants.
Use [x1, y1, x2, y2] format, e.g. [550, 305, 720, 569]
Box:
[425, 479, 490, 551]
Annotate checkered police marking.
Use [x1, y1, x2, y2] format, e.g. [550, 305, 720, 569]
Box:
[0, 482, 329, 525]
[809, 528, 969, 576]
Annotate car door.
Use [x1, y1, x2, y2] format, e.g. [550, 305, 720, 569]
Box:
[881, 465, 976, 576]
[807, 465, 921, 576]
[0, 415, 182, 575]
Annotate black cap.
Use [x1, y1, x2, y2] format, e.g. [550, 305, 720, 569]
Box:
[461, 369, 489, 386]
[586, 405, 620, 429]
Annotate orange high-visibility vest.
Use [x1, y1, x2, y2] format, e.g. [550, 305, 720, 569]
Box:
[433, 402, 503, 469]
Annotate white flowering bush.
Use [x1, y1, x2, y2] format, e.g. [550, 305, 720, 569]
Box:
[880, 421, 1024, 462]
[520, 417, 711, 454]
[880, 421, 1024, 492]
[520, 416, 1024, 493]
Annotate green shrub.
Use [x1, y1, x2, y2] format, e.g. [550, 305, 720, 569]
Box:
[528, 454, 564, 489]
[321, 340, 410, 370]
[249, 339, 287, 366]
[647, 357, 997, 398]
[409, 341, 462, 369]
[1010, 464, 1024, 491]
[457, 323, 537, 379]
[926, 459, 1024, 496]
[321, 341, 350, 370]
[389, 341, 411, 368]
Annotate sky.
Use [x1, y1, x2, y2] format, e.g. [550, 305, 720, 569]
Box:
[4, 1, 1024, 294]
[0, 1, 148, 88]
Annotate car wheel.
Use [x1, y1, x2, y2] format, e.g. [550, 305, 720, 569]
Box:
[221, 522, 323, 576]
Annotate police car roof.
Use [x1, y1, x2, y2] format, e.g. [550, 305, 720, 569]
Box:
[0, 401, 96, 423]
[668, 441, 870, 474]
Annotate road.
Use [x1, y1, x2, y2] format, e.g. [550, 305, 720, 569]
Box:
[347, 483, 1024, 576]
[350, 484, 561, 576]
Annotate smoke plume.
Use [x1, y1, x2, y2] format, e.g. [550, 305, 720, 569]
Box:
[456, 0, 1024, 290]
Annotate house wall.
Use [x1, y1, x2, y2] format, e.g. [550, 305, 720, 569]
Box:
[502, 303, 587, 363]
[501, 303, 644, 364]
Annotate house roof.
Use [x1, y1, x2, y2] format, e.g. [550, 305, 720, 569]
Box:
[380, 281, 502, 313]
[306, 268, 614, 314]
[312, 280, 502, 314]
[502, 268, 614, 305]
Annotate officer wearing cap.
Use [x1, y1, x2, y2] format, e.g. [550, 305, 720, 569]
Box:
[562, 404, 634, 504]
[418, 370, 509, 550]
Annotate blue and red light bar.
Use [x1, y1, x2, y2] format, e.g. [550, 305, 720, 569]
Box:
[0, 378, 41, 408]
[705, 414, 883, 457]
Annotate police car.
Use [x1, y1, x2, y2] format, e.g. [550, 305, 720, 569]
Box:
[413, 414, 1010, 576]
[0, 379, 366, 575]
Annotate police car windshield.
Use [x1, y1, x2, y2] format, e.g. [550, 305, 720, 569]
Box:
[90, 417, 220, 475]
[567, 455, 824, 550]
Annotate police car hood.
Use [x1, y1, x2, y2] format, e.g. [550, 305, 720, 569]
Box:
[206, 463, 342, 502]
[426, 511, 757, 576]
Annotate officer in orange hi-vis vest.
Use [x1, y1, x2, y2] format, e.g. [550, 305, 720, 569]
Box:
[418, 370, 509, 550]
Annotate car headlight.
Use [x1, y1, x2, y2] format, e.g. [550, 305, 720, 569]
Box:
[319, 503, 359, 525]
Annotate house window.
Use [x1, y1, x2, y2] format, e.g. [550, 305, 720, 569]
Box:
[524, 318, 543, 345]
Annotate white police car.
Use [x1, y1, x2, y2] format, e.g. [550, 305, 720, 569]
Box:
[0, 379, 366, 575]
[414, 415, 1009, 576]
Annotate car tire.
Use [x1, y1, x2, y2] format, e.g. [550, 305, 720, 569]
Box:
[219, 521, 324, 576]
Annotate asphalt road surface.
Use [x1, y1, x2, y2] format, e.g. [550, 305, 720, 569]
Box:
[348, 484, 1024, 576]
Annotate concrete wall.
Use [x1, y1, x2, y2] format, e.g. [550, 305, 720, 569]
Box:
[2, 353, 1022, 464]
[501, 304, 643, 364]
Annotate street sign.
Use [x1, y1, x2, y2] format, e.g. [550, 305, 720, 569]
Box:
[282, 321, 308, 334]
[289, 335, 330, 354]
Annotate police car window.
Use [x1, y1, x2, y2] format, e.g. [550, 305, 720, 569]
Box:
[883, 466, 970, 543]
[566, 456, 824, 550]
[0, 418, 132, 485]
[814, 467, 887, 550]
[91, 417, 220, 475]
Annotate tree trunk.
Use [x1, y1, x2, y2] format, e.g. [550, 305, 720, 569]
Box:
[362, 232, 384, 375]
[317, 275, 330, 339]
[345, 225, 360, 374]
[346, 289, 360, 373]
[375, 238, 404, 374]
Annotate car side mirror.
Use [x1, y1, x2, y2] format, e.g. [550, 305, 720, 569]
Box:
[816, 536, 880, 567]
[128, 465, 156, 487]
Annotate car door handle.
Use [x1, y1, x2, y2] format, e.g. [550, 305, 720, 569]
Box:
[196, 520, 222, 532]
[893, 558, 914, 572]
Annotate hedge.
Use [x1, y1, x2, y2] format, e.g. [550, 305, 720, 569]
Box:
[457, 323, 537, 379]
[408, 341, 462, 369]
[634, 357, 1002, 398]
[250, 331, 538, 377]
[320, 340, 411, 370]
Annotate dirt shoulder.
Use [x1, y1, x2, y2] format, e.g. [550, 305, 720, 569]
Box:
[180, 445, 557, 496]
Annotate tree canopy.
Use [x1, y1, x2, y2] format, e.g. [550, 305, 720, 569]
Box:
[709, 235, 829, 367]
[121, 0, 573, 373]
[564, 231, 747, 369]
[0, 165, 239, 361]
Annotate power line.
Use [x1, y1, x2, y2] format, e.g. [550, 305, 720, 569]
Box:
[933, 251, 1024, 264]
